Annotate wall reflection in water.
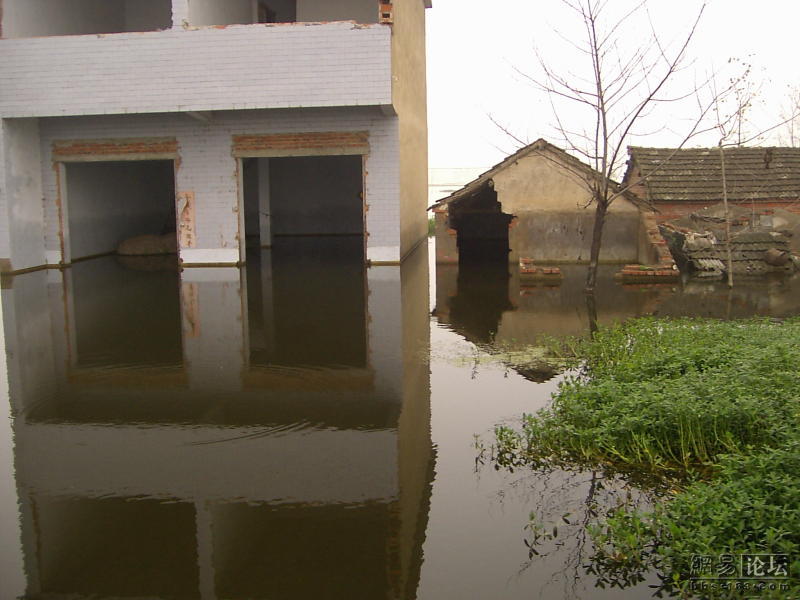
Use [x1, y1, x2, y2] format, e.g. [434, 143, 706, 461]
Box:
[1, 239, 433, 600]
[436, 262, 800, 352]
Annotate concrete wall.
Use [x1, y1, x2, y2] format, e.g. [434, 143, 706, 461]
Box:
[494, 152, 640, 263]
[269, 155, 363, 236]
[0, 0, 169, 38]
[297, 0, 377, 23]
[393, 0, 429, 261]
[65, 161, 174, 260]
[35, 108, 399, 268]
[188, 0, 252, 27]
[1, 119, 45, 271]
[1, 0, 124, 38]
[124, 0, 172, 31]
[509, 208, 641, 263]
[0, 23, 392, 118]
[260, 0, 298, 22]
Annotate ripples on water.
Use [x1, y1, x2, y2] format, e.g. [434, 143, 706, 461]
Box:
[1, 237, 799, 599]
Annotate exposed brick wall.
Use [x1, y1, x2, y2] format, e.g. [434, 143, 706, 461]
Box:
[0, 23, 392, 119]
[38, 108, 400, 263]
[53, 138, 178, 160]
[653, 200, 800, 223]
[232, 131, 369, 155]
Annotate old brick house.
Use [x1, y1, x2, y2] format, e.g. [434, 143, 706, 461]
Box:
[0, 0, 431, 273]
[624, 146, 800, 222]
[431, 139, 656, 265]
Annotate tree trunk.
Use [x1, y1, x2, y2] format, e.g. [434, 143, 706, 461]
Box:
[718, 145, 734, 288]
[585, 197, 608, 293]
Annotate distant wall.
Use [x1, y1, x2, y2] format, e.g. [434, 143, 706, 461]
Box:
[189, 0, 252, 27]
[269, 155, 363, 236]
[297, 0, 376, 23]
[1, 0, 170, 37]
[66, 161, 174, 260]
[243, 159, 260, 238]
[509, 209, 640, 263]
[124, 0, 172, 31]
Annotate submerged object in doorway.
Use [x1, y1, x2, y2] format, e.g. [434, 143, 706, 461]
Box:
[116, 233, 178, 256]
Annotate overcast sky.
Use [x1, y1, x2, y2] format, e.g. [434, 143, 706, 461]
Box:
[425, 0, 800, 169]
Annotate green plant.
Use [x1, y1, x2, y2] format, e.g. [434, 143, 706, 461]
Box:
[492, 317, 800, 597]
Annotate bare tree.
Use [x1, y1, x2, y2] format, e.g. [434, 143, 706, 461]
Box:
[515, 0, 733, 293]
[779, 86, 800, 147]
[708, 66, 800, 287]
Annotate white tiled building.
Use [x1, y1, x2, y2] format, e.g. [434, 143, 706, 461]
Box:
[0, 0, 431, 272]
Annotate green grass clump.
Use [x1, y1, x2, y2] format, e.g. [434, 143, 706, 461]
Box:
[496, 318, 800, 474]
[591, 445, 800, 597]
[493, 317, 800, 597]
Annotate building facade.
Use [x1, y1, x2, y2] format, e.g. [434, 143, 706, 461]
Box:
[0, 0, 430, 273]
[431, 139, 654, 265]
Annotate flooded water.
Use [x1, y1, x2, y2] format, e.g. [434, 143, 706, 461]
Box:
[1, 238, 799, 599]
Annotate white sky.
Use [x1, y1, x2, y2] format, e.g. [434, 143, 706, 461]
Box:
[425, 0, 800, 169]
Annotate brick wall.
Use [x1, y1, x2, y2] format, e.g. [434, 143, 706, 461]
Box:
[37, 107, 401, 265]
[0, 22, 392, 118]
[654, 200, 800, 223]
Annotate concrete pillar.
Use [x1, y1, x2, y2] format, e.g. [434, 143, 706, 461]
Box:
[0, 270, 60, 415]
[0, 119, 46, 272]
[171, 0, 190, 27]
[367, 266, 404, 402]
[175, 132, 241, 266]
[257, 159, 272, 247]
[0, 297, 27, 598]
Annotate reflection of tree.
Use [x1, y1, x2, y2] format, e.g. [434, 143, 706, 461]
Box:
[476, 441, 655, 597]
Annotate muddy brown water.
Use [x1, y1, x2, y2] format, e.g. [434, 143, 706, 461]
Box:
[1, 238, 799, 599]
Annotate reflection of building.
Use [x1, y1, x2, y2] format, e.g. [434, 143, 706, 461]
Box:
[1, 243, 432, 599]
[435, 263, 659, 343]
[0, 0, 431, 273]
[435, 262, 800, 348]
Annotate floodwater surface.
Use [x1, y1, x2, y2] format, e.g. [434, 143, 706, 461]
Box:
[1, 238, 799, 599]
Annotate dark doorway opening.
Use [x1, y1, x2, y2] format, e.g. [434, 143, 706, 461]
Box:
[450, 187, 513, 264]
[64, 160, 176, 261]
[241, 154, 364, 252]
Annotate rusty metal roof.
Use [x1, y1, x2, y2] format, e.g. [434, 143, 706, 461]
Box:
[628, 146, 800, 203]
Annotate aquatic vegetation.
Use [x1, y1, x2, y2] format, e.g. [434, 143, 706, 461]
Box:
[493, 318, 800, 597]
[496, 318, 800, 474]
[591, 445, 800, 598]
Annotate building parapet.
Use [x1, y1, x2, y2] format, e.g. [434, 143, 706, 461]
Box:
[0, 22, 392, 119]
